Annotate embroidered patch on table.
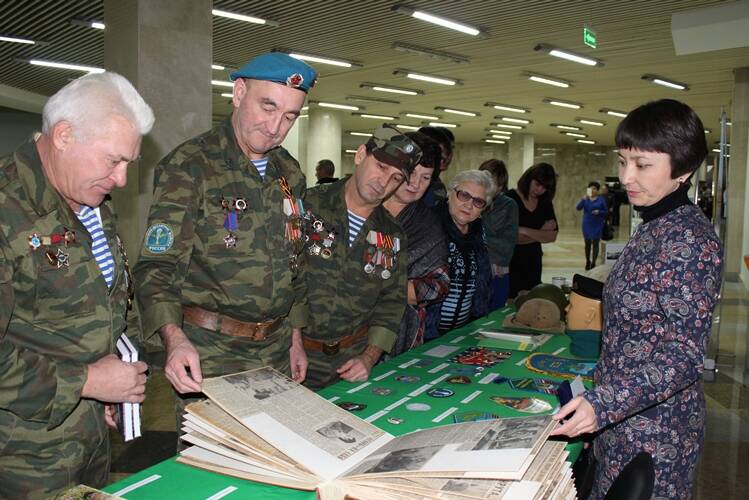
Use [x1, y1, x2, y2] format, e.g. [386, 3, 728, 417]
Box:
[449, 347, 512, 368]
[489, 396, 553, 414]
[524, 353, 596, 381]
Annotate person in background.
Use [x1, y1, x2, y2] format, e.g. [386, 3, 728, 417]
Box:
[426, 170, 495, 338]
[0, 72, 152, 497]
[600, 183, 615, 226]
[315, 159, 338, 184]
[506, 163, 558, 298]
[576, 181, 608, 270]
[419, 126, 454, 207]
[382, 132, 449, 359]
[479, 159, 518, 310]
[552, 99, 723, 499]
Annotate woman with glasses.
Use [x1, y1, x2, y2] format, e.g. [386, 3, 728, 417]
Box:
[425, 170, 496, 339]
[552, 100, 723, 499]
[506, 162, 558, 298]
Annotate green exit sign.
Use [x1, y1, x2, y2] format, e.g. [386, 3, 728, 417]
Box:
[584, 26, 597, 48]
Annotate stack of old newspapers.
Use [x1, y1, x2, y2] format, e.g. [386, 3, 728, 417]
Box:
[178, 367, 577, 500]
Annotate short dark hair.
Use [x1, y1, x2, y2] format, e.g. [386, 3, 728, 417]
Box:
[417, 126, 453, 154]
[316, 159, 335, 176]
[615, 99, 707, 178]
[588, 181, 600, 190]
[479, 159, 509, 193]
[517, 162, 556, 202]
[405, 131, 441, 171]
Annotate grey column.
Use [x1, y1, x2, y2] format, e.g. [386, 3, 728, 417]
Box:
[508, 133, 534, 184]
[725, 67, 749, 285]
[103, 0, 212, 260]
[306, 107, 343, 187]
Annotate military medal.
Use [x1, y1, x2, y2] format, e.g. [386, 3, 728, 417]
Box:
[364, 230, 400, 279]
[55, 248, 69, 268]
[234, 198, 247, 211]
[279, 176, 306, 270]
[28, 233, 42, 250]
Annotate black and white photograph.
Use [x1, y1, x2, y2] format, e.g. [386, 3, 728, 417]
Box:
[316, 421, 366, 445]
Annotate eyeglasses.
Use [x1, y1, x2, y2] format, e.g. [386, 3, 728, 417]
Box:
[453, 188, 487, 209]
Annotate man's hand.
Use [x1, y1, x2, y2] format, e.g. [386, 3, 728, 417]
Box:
[81, 353, 148, 403]
[337, 345, 382, 382]
[160, 323, 202, 394]
[104, 404, 118, 429]
[289, 327, 308, 383]
[550, 396, 599, 438]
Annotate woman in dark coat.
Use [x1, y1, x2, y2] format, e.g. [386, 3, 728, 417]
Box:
[425, 170, 495, 339]
[506, 163, 558, 298]
[552, 99, 723, 499]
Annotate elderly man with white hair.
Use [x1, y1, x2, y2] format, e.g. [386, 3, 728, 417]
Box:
[0, 72, 154, 498]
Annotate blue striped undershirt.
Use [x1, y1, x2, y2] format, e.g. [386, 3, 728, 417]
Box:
[251, 158, 268, 178]
[347, 210, 366, 247]
[76, 206, 115, 288]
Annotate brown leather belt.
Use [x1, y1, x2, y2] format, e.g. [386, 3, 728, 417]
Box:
[303, 326, 369, 356]
[183, 306, 283, 341]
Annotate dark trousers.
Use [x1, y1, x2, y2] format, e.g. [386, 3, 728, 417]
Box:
[585, 239, 600, 268]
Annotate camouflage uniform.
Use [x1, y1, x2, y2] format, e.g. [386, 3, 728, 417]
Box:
[302, 178, 407, 389]
[134, 117, 307, 384]
[0, 140, 136, 498]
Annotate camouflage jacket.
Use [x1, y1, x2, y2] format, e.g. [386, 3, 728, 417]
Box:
[134, 117, 308, 338]
[302, 178, 407, 352]
[0, 140, 135, 429]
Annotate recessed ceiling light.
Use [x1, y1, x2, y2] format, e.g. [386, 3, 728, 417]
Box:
[551, 123, 581, 131]
[704, 129, 711, 134]
[355, 113, 396, 120]
[429, 122, 458, 128]
[29, 59, 104, 73]
[211, 9, 278, 26]
[488, 130, 512, 136]
[71, 19, 105, 30]
[344, 149, 358, 154]
[394, 124, 420, 130]
[394, 69, 460, 86]
[211, 64, 225, 70]
[220, 93, 233, 98]
[404, 112, 440, 120]
[564, 132, 587, 138]
[498, 116, 531, 124]
[577, 139, 596, 144]
[301, 106, 309, 112]
[485, 139, 505, 144]
[392, 5, 487, 37]
[641, 74, 688, 91]
[0, 35, 36, 44]
[360, 83, 422, 95]
[490, 123, 523, 130]
[491, 134, 509, 139]
[347, 95, 401, 105]
[435, 107, 479, 117]
[485, 102, 528, 114]
[525, 72, 572, 88]
[211, 80, 233, 87]
[318, 102, 360, 111]
[534, 43, 603, 67]
[91, 21, 105, 29]
[391, 42, 470, 64]
[577, 118, 605, 126]
[599, 108, 627, 118]
[349, 132, 373, 137]
[544, 98, 582, 109]
[282, 50, 360, 68]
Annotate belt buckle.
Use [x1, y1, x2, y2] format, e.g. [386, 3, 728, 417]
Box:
[323, 341, 340, 356]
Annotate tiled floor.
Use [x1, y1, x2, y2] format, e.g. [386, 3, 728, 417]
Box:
[109, 225, 749, 498]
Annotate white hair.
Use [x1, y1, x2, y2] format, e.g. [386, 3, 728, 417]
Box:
[448, 169, 497, 201]
[42, 72, 154, 139]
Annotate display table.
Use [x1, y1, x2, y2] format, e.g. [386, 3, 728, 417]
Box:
[104, 306, 595, 498]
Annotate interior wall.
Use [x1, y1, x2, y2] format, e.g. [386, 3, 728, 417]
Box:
[0, 107, 41, 156]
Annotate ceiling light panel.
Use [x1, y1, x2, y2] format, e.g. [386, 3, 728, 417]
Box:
[404, 112, 440, 120]
[392, 5, 487, 37]
[212, 9, 278, 26]
[543, 98, 583, 109]
[525, 72, 572, 88]
[360, 83, 423, 95]
[435, 107, 479, 117]
[394, 69, 460, 86]
[391, 42, 470, 64]
[534, 43, 603, 67]
[599, 108, 627, 117]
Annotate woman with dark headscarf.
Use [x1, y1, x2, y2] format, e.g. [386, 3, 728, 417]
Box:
[506, 163, 558, 298]
[552, 99, 723, 499]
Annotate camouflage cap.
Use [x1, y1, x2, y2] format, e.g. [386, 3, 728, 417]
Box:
[366, 124, 423, 177]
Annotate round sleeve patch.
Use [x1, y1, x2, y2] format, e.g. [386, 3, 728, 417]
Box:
[144, 223, 174, 254]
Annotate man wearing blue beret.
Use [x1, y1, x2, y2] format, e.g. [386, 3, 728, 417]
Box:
[134, 52, 315, 432]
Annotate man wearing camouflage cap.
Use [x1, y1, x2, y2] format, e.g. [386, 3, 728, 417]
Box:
[134, 52, 315, 425]
[301, 124, 422, 388]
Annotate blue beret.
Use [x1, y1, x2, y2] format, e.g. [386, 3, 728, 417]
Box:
[230, 52, 317, 93]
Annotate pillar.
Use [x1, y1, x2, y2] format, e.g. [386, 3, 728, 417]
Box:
[103, 0, 212, 260]
[305, 107, 342, 187]
[508, 133, 535, 184]
[726, 67, 749, 287]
